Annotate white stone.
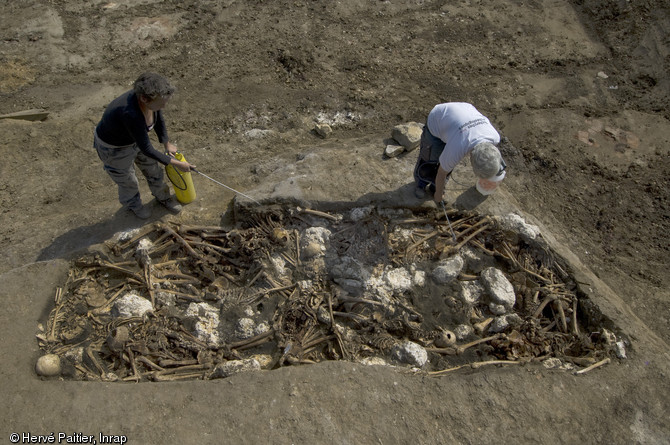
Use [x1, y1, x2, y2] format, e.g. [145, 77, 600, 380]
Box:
[391, 341, 428, 367]
[413, 270, 426, 287]
[270, 254, 287, 276]
[392, 122, 423, 151]
[489, 316, 509, 333]
[243, 306, 255, 317]
[384, 144, 404, 158]
[489, 303, 508, 315]
[210, 359, 261, 379]
[250, 354, 274, 369]
[300, 227, 331, 259]
[113, 292, 153, 318]
[433, 255, 464, 284]
[543, 357, 564, 369]
[113, 228, 141, 243]
[349, 206, 373, 222]
[480, 267, 516, 309]
[254, 322, 271, 336]
[360, 357, 389, 366]
[454, 324, 474, 341]
[489, 313, 522, 333]
[302, 226, 331, 244]
[615, 341, 627, 359]
[236, 317, 256, 339]
[298, 280, 313, 290]
[460, 245, 495, 273]
[384, 267, 413, 293]
[155, 290, 176, 307]
[186, 302, 221, 345]
[314, 123, 332, 138]
[459, 280, 484, 306]
[64, 347, 84, 365]
[244, 128, 274, 139]
[496, 213, 541, 241]
[137, 238, 153, 251]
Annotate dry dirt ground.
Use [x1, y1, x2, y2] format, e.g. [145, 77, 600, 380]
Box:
[1, 0, 669, 444]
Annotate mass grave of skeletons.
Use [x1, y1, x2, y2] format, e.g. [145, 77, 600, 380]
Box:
[36, 200, 624, 381]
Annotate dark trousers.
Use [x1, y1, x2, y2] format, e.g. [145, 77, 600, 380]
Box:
[413, 126, 445, 189]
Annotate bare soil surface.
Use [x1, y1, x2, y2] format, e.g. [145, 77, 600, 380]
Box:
[1, 1, 669, 444]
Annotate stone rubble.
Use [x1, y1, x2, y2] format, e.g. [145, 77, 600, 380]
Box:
[391, 341, 428, 367]
[210, 358, 261, 379]
[185, 302, 221, 346]
[479, 267, 516, 310]
[432, 255, 464, 284]
[391, 122, 423, 151]
[112, 292, 153, 318]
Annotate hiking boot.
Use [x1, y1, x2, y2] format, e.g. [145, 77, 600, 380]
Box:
[130, 205, 151, 219]
[414, 186, 426, 199]
[159, 197, 182, 214]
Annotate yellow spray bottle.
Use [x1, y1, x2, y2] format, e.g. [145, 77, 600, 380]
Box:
[165, 152, 197, 204]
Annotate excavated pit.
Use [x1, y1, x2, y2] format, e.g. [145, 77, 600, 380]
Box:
[36, 200, 625, 381]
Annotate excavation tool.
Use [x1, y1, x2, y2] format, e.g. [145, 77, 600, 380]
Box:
[440, 200, 457, 242]
[192, 168, 261, 204]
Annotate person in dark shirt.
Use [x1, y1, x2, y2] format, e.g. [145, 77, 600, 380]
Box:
[94, 72, 195, 219]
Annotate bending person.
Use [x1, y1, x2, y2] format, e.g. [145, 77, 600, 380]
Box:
[94, 72, 195, 219]
[413, 102, 505, 203]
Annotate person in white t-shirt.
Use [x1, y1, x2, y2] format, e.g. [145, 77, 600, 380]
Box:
[413, 102, 505, 203]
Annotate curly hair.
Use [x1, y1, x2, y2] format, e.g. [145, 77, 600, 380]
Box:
[133, 72, 176, 100]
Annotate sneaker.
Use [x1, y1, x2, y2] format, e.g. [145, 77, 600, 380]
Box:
[414, 186, 426, 199]
[130, 205, 151, 219]
[159, 197, 182, 214]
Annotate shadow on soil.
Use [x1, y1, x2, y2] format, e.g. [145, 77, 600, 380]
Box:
[36, 201, 176, 263]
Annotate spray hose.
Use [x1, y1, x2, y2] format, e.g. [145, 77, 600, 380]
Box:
[191, 168, 261, 205]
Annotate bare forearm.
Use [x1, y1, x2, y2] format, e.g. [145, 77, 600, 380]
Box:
[434, 167, 449, 203]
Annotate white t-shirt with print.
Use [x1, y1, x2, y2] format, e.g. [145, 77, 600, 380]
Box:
[426, 102, 500, 173]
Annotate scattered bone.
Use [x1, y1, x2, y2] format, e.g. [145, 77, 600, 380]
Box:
[574, 358, 611, 375]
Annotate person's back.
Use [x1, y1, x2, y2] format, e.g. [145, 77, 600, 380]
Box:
[414, 102, 504, 201]
[426, 102, 500, 174]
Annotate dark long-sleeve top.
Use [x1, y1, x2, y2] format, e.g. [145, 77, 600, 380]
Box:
[95, 90, 172, 165]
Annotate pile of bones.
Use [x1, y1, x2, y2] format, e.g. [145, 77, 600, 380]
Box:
[36, 201, 624, 381]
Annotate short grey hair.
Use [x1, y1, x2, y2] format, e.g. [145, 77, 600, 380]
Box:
[133, 72, 175, 100]
[470, 142, 502, 179]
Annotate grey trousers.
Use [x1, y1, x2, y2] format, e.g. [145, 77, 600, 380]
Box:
[94, 131, 170, 210]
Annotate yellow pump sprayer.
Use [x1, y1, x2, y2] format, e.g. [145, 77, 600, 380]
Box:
[165, 152, 197, 204]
